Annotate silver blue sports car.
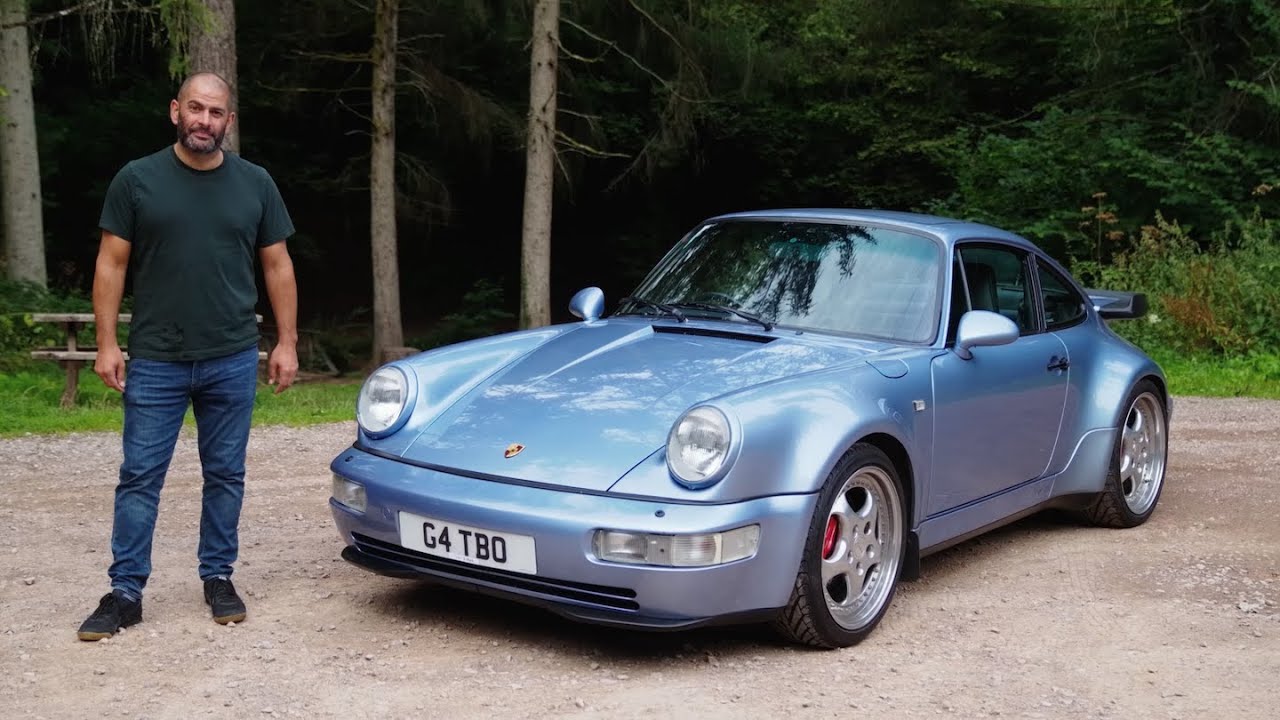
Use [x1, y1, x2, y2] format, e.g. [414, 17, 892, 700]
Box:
[329, 209, 1170, 648]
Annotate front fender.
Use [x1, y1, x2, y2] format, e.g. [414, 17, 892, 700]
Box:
[358, 325, 574, 456]
[608, 364, 928, 505]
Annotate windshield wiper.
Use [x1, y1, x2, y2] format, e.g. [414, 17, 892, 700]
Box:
[619, 296, 687, 322]
[670, 302, 774, 332]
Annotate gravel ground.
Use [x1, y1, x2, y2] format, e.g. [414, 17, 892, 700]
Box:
[1, 396, 1277, 719]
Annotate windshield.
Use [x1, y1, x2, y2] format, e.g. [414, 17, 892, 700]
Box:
[623, 219, 943, 342]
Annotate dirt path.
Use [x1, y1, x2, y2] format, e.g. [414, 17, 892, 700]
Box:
[2, 396, 1277, 719]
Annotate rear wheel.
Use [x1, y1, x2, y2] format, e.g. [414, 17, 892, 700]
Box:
[775, 444, 905, 648]
[1085, 380, 1168, 528]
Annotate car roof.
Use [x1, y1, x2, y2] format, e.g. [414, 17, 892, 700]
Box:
[706, 208, 1039, 252]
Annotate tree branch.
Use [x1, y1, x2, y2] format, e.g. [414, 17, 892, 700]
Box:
[257, 83, 366, 94]
[557, 108, 604, 123]
[291, 50, 371, 64]
[398, 32, 444, 46]
[980, 64, 1178, 130]
[556, 130, 629, 159]
[625, 0, 694, 62]
[560, 18, 701, 104]
[2, 0, 113, 29]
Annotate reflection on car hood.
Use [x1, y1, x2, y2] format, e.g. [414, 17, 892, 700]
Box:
[404, 319, 887, 491]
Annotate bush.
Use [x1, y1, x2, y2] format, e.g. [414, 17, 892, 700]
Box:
[311, 322, 371, 375]
[408, 278, 516, 350]
[1085, 209, 1280, 356]
[0, 281, 102, 369]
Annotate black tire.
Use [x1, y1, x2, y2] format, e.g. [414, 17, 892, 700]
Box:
[1085, 380, 1169, 528]
[774, 444, 906, 648]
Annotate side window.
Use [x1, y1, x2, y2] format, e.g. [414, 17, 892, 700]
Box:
[954, 245, 1037, 337]
[1037, 263, 1087, 330]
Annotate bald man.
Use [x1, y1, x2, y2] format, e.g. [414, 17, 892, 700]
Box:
[78, 72, 299, 640]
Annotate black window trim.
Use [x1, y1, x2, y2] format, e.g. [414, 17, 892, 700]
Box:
[950, 239, 1044, 340]
[1030, 255, 1090, 332]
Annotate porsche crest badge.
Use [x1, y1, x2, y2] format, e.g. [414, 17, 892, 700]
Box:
[504, 443, 525, 458]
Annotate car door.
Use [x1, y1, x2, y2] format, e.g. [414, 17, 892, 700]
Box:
[1034, 257, 1093, 477]
[927, 243, 1069, 516]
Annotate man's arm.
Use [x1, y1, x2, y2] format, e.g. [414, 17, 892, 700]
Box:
[92, 231, 132, 392]
[260, 241, 298, 394]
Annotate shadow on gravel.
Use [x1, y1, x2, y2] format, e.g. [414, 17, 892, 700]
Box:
[366, 580, 788, 661]
[345, 509, 1097, 662]
[914, 508, 1086, 582]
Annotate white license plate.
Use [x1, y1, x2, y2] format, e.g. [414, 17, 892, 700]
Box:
[398, 511, 537, 575]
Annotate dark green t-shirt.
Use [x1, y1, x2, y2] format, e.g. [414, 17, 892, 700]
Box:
[99, 146, 295, 361]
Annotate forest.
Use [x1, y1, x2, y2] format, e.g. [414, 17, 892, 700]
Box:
[2, 0, 1278, 387]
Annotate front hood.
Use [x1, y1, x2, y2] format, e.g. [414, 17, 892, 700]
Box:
[402, 319, 886, 490]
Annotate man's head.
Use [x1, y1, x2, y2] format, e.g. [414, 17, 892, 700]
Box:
[170, 72, 235, 155]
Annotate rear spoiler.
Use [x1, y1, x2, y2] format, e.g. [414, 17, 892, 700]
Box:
[1086, 289, 1148, 320]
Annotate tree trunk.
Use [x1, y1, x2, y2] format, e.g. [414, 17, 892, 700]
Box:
[369, 0, 403, 364]
[189, 0, 238, 152]
[519, 0, 558, 329]
[0, 0, 48, 287]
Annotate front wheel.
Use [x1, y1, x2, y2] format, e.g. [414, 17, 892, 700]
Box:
[774, 444, 906, 648]
[1084, 380, 1169, 528]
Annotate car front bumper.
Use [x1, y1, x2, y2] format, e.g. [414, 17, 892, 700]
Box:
[329, 446, 818, 630]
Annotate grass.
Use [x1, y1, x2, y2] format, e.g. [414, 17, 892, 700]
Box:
[1147, 350, 1280, 400]
[0, 362, 360, 437]
[0, 349, 1276, 437]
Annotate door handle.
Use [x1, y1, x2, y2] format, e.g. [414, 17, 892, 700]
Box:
[1047, 356, 1070, 372]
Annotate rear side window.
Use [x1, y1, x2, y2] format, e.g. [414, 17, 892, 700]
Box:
[1037, 264, 1087, 330]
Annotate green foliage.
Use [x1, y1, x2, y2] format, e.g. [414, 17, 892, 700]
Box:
[1088, 208, 1280, 356]
[929, 0, 1280, 259]
[929, 109, 1107, 257]
[1147, 349, 1280, 399]
[408, 279, 516, 350]
[0, 280, 98, 367]
[14, 0, 1280, 391]
[312, 322, 371, 376]
[156, 0, 213, 79]
[251, 378, 360, 428]
[0, 362, 360, 437]
[0, 367, 127, 436]
[933, 113, 1280, 260]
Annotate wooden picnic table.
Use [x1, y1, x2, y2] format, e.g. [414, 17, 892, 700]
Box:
[29, 313, 265, 409]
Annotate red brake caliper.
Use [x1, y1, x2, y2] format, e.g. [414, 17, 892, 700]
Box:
[822, 516, 839, 559]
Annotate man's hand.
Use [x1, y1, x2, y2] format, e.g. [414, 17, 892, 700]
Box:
[95, 345, 127, 392]
[268, 343, 298, 394]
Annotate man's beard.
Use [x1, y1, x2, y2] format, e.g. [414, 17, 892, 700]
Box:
[177, 117, 224, 154]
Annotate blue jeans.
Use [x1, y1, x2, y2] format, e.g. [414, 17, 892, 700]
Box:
[109, 346, 259, 599]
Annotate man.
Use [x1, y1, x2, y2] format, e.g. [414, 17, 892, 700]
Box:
[77, 72, 298, 641]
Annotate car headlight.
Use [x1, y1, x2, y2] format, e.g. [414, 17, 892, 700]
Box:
[357, 365, 413, 437]
[666, 405, 733, 487]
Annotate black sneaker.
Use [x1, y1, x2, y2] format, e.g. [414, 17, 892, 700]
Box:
[77, 591, 142, 641]
[203, 577, 247, 624]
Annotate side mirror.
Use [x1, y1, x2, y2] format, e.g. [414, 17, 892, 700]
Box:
[569, 287, 605, 322]
[955, 310, 1018, 360]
